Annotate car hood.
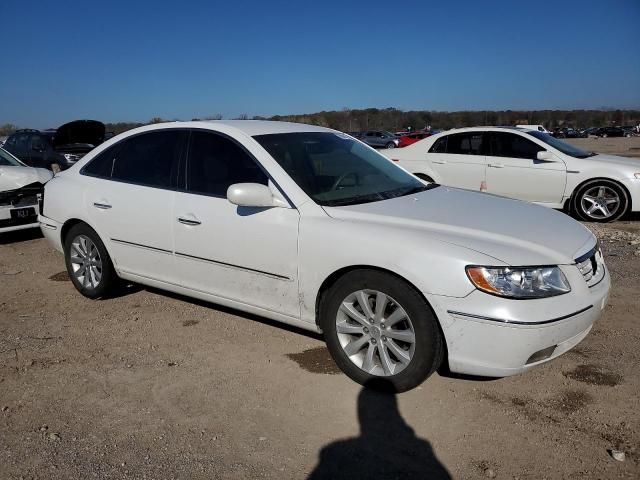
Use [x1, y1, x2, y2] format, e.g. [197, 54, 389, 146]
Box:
[586, 153, 640, 168]
[53, 120, 105, 150]
[0, 165, 53, 192]
[323, 186, 595, 266]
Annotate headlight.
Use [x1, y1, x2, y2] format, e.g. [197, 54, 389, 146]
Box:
[63, 153, 80, 163]
[634, 173, 640, 179]
[466, 266, 571, 299]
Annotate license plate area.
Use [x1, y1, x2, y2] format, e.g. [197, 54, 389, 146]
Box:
[10, 207, 36, 219]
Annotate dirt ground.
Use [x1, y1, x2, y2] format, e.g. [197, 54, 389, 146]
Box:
[1, 139, 639, 479]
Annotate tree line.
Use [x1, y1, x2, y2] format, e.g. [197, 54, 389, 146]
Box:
[1, 108, 638, 137]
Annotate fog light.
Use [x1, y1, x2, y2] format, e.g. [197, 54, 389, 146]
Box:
[525, 345, 557, 365]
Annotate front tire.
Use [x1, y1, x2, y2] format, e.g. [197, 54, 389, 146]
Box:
[63, 223, 118, 299]
[320, 269, 444, 392]
[571, 179, 628, 223]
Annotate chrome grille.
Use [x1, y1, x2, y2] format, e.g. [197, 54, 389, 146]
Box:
[575, 245, 605, 287]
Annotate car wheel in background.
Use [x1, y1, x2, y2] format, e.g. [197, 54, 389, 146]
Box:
[386, 142, 396, 149]
[63, 223, 118, 299]
[320, 269, 444, 392]
[572, 179, 628, 223]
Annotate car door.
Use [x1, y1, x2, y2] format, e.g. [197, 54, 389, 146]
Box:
[28, 134, 48, 168]
[426, 132, 487, 190]
[7, 133, 31, 165]
[173, 129, 300, 317]
[484, 131, 566, 204]
[83, 129, 188, 282]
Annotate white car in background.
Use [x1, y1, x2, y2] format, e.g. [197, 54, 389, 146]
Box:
[384, 126, 640, 222]
[1, 147, 52, 233]
[39, 121, 609, 391]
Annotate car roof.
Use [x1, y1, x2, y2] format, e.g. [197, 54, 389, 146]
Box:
[191, 120, 334, 136]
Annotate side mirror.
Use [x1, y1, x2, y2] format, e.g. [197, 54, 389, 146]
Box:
[227, 183, 287, 208]
[536, 150, 554, 161]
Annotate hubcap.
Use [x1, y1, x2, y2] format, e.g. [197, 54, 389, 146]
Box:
[335, 290, 415, 376]
[581, 185, 620, 220]
[69, 235, 102, 289]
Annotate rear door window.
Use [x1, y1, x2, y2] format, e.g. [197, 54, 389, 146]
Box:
[429, 136, 447, 153]
[110, 130, 187, 188]
[185, 130, 268, 197]
[445, 133, 484, 155]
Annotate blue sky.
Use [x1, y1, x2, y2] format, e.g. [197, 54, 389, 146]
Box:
[1, 0, 639, 127]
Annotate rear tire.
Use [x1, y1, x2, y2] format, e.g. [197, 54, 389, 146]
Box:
[63, 223, 119, 299]
[320, 269, 444, 392]
[386, 142, 396, 149]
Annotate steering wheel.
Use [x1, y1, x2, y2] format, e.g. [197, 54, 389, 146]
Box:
[331, 171, 358, 191]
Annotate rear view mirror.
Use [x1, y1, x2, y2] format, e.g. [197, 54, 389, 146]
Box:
[536, 151, 554, 161]
[227, 183, 287, 208]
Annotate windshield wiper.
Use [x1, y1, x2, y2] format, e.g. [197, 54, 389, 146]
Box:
[383, 184, 436, 199]
[322, 192, 386, 207]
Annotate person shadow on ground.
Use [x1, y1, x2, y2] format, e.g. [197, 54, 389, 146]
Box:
[308, 381, 451, 480]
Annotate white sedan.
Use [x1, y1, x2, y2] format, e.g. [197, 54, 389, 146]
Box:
[384, 126, 640, 222]
[1, 147, 52, 233]
[39, 121, 609, 391]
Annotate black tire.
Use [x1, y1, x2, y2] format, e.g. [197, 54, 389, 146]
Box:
[63, 223, 119, 299]
[571, 179, 629, 223]
[320, 269, 444, 392]
[385, 142, 396, 149]
[414, 173, 434, 183]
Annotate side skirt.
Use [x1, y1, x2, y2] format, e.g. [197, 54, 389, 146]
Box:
[117, 271, 321, 334]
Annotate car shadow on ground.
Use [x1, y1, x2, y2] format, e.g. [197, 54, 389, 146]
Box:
[0, 228, 43, 245]
[307, 381, 451, 479]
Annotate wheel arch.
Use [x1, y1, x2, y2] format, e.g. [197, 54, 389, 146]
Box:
[314, 264, 449, 368]
[569, 176, 633, 212]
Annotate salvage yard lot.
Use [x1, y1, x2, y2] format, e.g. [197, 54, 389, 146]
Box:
[1, 140, 639, 479]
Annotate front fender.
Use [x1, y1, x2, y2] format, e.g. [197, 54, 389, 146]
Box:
[297, 212, 500, 323]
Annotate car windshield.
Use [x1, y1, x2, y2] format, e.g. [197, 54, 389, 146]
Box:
[526, 131, 595, 158]
[254, 132, 434, 206]
[0, 147, 25, 166]
[382, 131, 396, 137]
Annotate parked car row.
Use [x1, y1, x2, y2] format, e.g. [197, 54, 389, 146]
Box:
[350, 129, 439, 149]
[383, 126, 640, 223]
[3, 120, 106, 171]
[33, 120, 612, 392]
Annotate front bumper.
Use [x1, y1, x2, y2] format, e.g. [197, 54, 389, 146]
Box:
[0, 203, 40, 233]
[426, 263, 611, 377]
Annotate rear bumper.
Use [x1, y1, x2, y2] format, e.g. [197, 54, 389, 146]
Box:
[38, 214, 64, 252]
[426, 265, 610, 377]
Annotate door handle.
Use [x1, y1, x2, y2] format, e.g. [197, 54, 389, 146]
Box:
[432, 159, 447, 164]
[93, 202, 112, 209]
[488, 163, 504, 168]
[177, 216, 202, 226]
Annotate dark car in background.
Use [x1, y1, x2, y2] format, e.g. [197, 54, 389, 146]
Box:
[593, 127, 629, 138]
[552, 127, 586, 138]
[3, 120, 106, 171]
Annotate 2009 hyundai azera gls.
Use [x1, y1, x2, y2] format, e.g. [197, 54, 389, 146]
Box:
[38, 121, 610, 391]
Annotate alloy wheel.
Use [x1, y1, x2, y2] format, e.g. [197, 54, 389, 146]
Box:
[69, 234, 103, 289]
[335, 289, 415, 376]
[580, 185, 621, 220]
